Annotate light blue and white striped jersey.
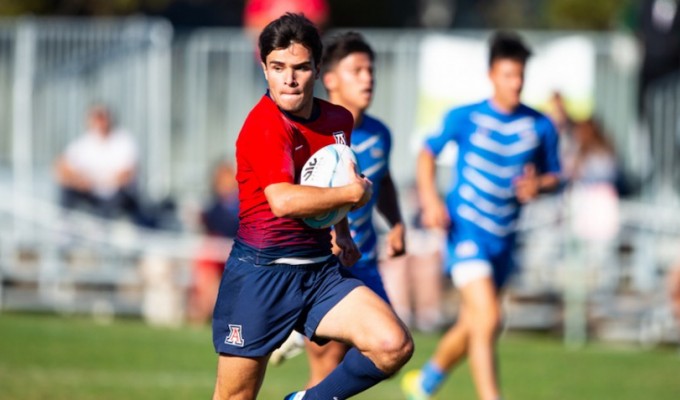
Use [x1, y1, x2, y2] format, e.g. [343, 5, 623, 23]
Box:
[347, 114, 392, 267]
[425, 100, 560, 247]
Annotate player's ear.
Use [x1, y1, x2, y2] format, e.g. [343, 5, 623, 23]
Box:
[323, 71, 336, 91]
[260, 62, 268, 81]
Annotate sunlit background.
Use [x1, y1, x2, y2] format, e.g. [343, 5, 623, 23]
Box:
[1, 1, 679, 399]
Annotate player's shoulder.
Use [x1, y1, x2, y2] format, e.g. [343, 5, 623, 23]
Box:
[242, 95, 286, 132]
[246, 94, 280, 120]
[445, 100, 485, 121]
[361, 113, 391, 134]
[517, 103, 557, 133]
[318, 98, 354, 124]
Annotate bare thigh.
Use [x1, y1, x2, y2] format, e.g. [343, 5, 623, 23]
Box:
[313, 285, 413, 373]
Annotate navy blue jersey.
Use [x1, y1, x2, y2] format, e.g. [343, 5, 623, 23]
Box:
[425, 100, 560, 249]
[347, 114, 392, 266]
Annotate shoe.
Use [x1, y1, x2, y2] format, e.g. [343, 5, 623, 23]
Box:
[283, 391, 306, 400]
[401, 370, 431, 400]
[269, 331, 305, 366]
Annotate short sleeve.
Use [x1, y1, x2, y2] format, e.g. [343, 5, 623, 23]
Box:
[424, 108, 463, 156]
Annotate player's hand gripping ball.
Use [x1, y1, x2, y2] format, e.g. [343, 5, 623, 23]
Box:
[300, 144, 360, 229]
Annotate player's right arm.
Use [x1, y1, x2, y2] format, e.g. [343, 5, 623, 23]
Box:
[417, 149, 449, 229]
[265, 173, 371, 218]
[416, 109, 461, 229]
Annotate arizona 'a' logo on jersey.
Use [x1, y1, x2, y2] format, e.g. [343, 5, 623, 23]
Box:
[333, 131, 347, 145]
[225, 324, 244, 347]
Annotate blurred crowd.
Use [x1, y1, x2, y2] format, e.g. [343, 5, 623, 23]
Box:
[29, 0, 679, 338]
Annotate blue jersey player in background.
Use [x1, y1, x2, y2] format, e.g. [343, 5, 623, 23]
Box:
[296, 31, 407, 388]
[402, 31, 560, 400]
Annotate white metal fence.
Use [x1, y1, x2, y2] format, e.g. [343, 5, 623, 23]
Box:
[1, 17, 172, 200]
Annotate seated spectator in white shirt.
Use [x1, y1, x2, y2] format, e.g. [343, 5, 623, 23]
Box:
[54, 105, 148, 225]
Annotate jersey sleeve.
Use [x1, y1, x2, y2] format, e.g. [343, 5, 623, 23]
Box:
[424, 108, 463, 156]
[247, 123, 295, 188]
[536, 117, 561, 174]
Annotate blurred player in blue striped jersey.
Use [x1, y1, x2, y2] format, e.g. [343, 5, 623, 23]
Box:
[296, 31, 407, 388]
[402, 32, 561, 400]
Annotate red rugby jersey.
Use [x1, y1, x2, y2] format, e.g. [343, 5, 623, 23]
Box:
[234, 94, 353, 263]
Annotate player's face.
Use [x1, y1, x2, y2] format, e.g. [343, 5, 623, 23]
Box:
[262, 42, 319, 119]
[489, 58, 525, 110]
[324, 52, 374, 113]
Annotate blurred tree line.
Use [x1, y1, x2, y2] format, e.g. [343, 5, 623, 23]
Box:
[0, 0, 637, 30]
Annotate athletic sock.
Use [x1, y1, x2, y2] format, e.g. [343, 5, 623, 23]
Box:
[420, 360, 447, 395]
[302, 347, 388, 400]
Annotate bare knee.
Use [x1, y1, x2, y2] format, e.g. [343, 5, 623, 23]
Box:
[471, 307, 501, 339]
[364, 326, 414, 374]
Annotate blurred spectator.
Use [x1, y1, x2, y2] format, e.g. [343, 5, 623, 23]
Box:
[563, 118, 618, 189]
[546, 91, 575, 138]
[54, 105, 149, 225]
[187, 159, 239, 324]
[201, 160, 240, 238]
[636, 0, 680, 120]
[564, 118, 620, 292]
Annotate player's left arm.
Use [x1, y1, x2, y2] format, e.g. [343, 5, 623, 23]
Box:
[514, 117, 561, 203]
[376, 172, 406, 257]
[333, 217, 361, 267]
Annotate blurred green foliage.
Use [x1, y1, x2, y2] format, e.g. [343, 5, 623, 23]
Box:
[485, 0, 632, 30]
[0, 0, 171, 16]
[545, 0, 631, 30]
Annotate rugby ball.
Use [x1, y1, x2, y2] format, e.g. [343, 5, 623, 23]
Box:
[300, 144, 359, 229]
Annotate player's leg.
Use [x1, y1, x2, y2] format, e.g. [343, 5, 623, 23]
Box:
[401, 311, 469, 400]
[294, 283, 413, 399]
[402, 237, 500, 400]
[213, 354, 268, 400]
[316, 284, 411, 370]
[304, 339, 348, 387]
[406, 272, 500, 400]
[303, 263, 392, 390]
[212, 253, 306, 399]
[458, 276, 502, 400]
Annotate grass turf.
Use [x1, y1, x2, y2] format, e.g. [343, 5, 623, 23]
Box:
[0, 313, 678, 399]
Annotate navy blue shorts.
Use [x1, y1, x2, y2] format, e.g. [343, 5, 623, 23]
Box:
[348, 260, 390, 303]
[212, 254, 363, 357]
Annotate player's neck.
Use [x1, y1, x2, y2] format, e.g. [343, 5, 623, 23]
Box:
[489, 96, 519, 114]
[329, 97, 364, 127]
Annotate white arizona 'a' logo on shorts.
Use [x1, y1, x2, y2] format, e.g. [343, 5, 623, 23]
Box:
[225, 324, 245, 347]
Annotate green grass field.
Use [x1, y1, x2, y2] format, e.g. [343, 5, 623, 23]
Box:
[0, 313, 678, 399]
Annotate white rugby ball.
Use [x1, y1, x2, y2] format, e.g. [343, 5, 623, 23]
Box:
[300, 144, 359, 229]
